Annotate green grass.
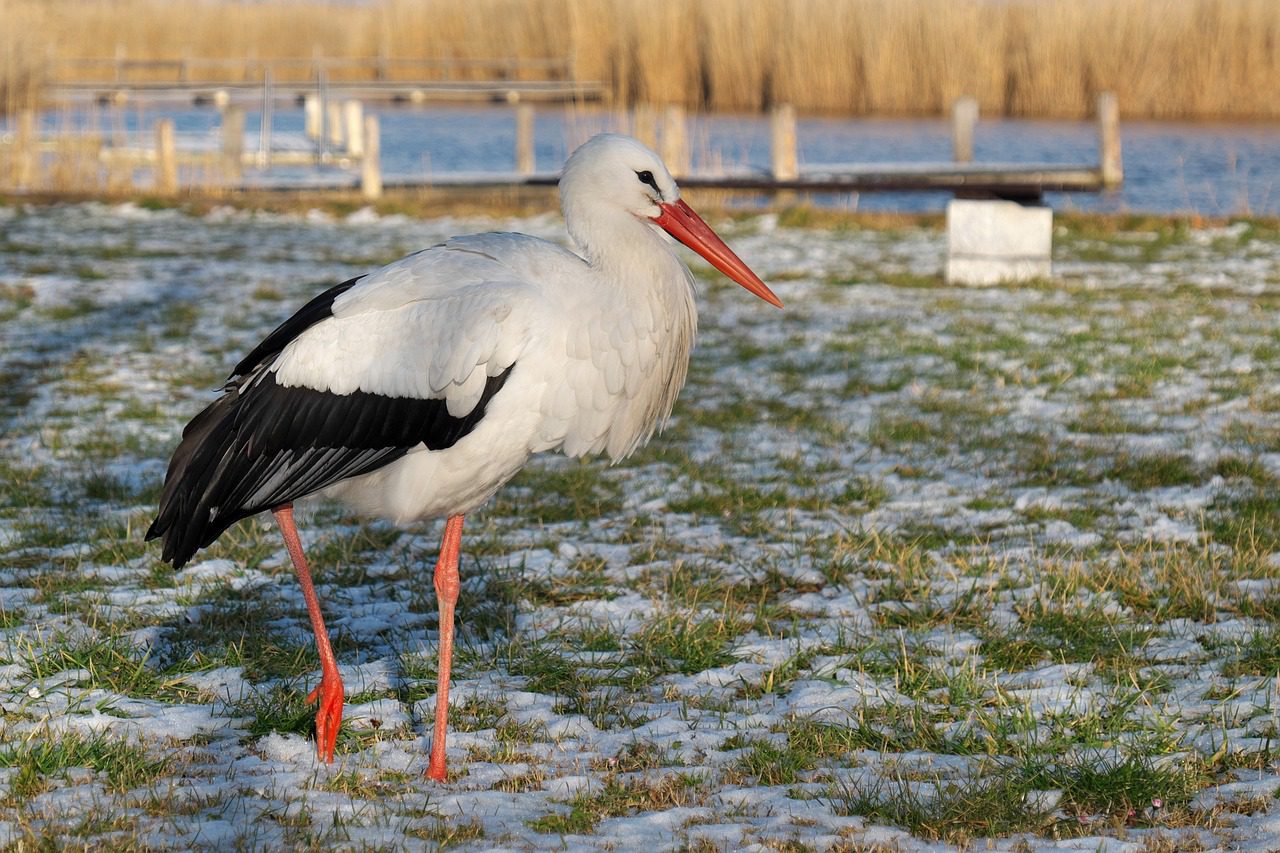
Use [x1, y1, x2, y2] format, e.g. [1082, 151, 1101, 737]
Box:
[630, 611, 741, 675]
[1221, 628, 1280, 678]
[1210, 482, 1280, 552]
[23, 635, 201, 703]
[830, 772, 1054, 843]
[234, 684, 327, 742]
[2, 205, 1279, 849]
[829, 747, 1208, 842]
[405, 817, 486, 846]
[528, 775, 705, 835]
[1013, 601, 1154, 667]
[0, 731, 170, 800]
[502, 461, 623, 523]
[1103, 453, 1201, 491]
[728, 719, 877, 785]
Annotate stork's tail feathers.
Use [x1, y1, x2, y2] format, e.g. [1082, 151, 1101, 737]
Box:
[145, 390, 247, 569]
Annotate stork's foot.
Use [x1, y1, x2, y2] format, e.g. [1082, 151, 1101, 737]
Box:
[306, 672, 344, 762]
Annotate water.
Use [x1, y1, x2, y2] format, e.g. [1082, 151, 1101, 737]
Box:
[12, 103, 1280, 215]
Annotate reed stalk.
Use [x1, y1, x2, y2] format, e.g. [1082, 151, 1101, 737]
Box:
[3, 0, 1278, 119]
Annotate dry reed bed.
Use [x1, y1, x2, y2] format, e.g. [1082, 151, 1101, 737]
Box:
[2, 0, 1279, 119]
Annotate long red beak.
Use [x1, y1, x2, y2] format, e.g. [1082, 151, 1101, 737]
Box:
[653, 200, 783, 309]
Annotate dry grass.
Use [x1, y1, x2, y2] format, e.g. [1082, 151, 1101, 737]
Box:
[2, 0, 1278, 119]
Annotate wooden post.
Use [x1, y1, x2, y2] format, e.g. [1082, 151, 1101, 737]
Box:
[361, 115, 381, 200]
[632, 104, 657, 150]
[14, 110, 35, 189]
[770, 104, 797, 181]
[222, 106, 245, 181]
[515, 103, 535, 174]
[155, 118, 177, 195]
[316, 65, 330, 162]
[343, 100, 364, 157]
[304, 94, 322, 141]
[952, 96, 978, 163]
[258, 67, 274, 167]
[326, 100, 344, 148]
[1097, 91, 1123, 189]
[661, 105, 689, 176]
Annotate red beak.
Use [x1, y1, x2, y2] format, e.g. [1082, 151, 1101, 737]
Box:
[653, 200, 783, 309]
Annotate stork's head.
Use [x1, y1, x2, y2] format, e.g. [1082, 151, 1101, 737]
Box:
[560, 134, 782, 309]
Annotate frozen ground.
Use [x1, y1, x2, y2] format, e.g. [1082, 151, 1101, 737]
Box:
[2, 202, 1280, 850]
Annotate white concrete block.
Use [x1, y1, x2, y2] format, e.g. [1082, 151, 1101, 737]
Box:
[946, 199, 1052, 285]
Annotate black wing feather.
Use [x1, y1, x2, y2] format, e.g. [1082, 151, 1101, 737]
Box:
[147, 368, 513, 568]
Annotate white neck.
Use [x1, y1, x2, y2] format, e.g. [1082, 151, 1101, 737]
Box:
[557, 202, 699, 460]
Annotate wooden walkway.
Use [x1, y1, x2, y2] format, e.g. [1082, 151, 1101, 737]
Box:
[334, 163, 1108, 200]
[2, 92, 1124, 202]
[45, 56, 608, 105]
[548, 163, 1107, 197]
[49, 80, 608, 105]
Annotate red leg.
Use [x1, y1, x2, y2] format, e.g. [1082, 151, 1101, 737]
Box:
[274, 504, 344, 763]
[426, 514, 465, 782]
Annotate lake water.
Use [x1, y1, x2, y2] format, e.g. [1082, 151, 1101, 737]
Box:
[12, 103, 1280, 215]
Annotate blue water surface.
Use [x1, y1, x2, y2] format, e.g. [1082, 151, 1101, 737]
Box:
[11, 102, 1279, 215]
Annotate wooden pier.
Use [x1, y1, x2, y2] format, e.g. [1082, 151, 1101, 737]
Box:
[361, 94, 1122, 203]
[0, 94, 1123, 203]
[44, 56, 608, 106]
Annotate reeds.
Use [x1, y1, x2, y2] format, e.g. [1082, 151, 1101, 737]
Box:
[4, 0, 1280, 119]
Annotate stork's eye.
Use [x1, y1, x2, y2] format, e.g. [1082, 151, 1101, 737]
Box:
[636, 170, 658, 191]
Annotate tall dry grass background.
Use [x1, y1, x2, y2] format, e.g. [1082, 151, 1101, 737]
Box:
[2, 0, 1279, 118]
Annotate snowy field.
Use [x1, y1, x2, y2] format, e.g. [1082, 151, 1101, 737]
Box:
[2, 202, 1280, 850]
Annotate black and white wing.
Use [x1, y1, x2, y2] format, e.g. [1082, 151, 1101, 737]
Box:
[147, 242, 549, 568]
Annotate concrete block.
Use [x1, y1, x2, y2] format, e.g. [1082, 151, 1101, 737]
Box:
[946, 199, 1052, 285]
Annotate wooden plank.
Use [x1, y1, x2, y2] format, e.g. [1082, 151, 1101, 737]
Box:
[50, 55, 574, 77]
[228, 165, 1106, 197]
[378, 163, 1105, 195]
[48, 79, 608, 105]
[676, 166, 1105, 194]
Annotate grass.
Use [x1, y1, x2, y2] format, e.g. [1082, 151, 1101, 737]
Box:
[831, 772, 1054, 843]
[5, 0, 1280, 120]
[528, 775, 705, 835]
[0, 731, 170, 800]
[2, 204, 1280, 848]
[22, 635, 201, 703]
[727, 719, 879, 785]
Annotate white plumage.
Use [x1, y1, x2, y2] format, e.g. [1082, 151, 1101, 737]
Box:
[148, 133, 781, 781]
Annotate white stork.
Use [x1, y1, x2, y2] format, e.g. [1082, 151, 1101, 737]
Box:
[147, 133, 781, 781]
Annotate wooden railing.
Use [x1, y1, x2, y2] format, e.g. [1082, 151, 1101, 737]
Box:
[46, 55, 576, 85]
